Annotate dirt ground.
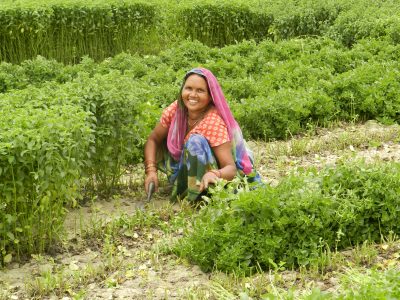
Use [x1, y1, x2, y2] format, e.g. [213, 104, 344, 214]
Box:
[1, 121, 399, 299]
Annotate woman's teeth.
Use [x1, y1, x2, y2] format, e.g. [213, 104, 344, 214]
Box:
[189, 100, 198, 104]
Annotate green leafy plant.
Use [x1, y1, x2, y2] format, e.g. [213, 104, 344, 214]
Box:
[0, 100, 93, 265]
[174, 161, 400, 274]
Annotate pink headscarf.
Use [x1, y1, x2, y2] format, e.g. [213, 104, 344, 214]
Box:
[167, 68, 254, 175]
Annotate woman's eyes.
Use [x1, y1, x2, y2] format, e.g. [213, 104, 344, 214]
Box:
[184, 87, 206, 93]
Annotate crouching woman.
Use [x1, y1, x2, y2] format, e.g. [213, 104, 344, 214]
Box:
[144, 68, 261, 201]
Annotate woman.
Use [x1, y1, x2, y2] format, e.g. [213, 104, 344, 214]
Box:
[144, 68, 261, 201]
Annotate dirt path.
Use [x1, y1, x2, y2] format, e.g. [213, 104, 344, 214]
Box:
[1, 122, 399, 300]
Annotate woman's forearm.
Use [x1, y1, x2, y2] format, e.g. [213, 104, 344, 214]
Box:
[144, 138, 158, 163]
[144, 123, 169, 165]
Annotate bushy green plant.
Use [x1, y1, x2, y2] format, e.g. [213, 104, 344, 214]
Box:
[0, 0, 159, 63]
[64, 72, 160, 192]
[174, 161, 400, 274]
[175, 2, 273, 47]
[0, 100, 93, 265]
[326, 4, 396, 46]
[1, 67, 161, 194]
[328, 61, 400, 123]
[232, 87, 335, 140]
[268, 1, 341, 41]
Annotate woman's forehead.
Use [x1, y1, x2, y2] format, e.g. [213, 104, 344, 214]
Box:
[184, 74, 207, 85]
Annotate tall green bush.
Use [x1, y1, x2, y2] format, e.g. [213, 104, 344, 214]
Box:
[0, 70, 161, 194]
[0, 100, 93, 265]
[0, 0, 158, 63]
[176, 3, 273, 47]
[63, 72, 161, 193]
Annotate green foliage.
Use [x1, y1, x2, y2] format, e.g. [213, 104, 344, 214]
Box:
[328, 61, 400, 123]
[288, 268, 400, 299]
[1, 70, 161, 194]
[2, 0, 400, 62]
[2, 0, 400, 268]
[63, 72, 160, 193]
[232, 88, 335, 140]
[2, 36, 400, 141]
[0, 100, 93, 265]
[326, 3, 400, 46]
[174, 161, 400, 274]
[176, 3, 273, 47]
[0, 0, 158, 63]
[340, 268, 400, 299]
[267, 0, 342, 41]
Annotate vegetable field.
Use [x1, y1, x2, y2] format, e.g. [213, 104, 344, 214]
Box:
[1, 0, 400, 298]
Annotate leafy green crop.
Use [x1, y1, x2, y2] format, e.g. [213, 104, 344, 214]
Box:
[0, 0, 158, 63]
[0, 100, 93, 265]
[0, 70, 162, 195]
[1, 0, 400, 62]
[2, 36, 400, 139]
[175, 161, 400, 274]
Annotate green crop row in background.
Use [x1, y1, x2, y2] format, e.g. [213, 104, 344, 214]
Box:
[0, 0, 158, 63]
[2, 36, 400, 133]
[1, 0, 400, 63]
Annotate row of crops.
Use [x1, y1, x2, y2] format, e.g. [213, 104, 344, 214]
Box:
[1, 0, 400, 63]
[1, 0, 400, 269]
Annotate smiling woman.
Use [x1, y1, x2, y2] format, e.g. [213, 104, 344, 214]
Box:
[144, 68, 262, 202]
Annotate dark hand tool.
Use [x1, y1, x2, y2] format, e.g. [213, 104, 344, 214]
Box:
[147, 181, 155, 202]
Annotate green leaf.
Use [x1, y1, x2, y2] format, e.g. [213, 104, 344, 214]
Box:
[3, 253, 12, 264]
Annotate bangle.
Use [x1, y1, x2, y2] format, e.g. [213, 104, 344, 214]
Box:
[209, 169, 221, 178]
[145, 164, 157, 169]
[145, 162, 157, 170]
[145, 163, 157, 168]
[145, 166, 157, 171]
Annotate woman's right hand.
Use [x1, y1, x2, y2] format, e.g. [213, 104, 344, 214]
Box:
[144, 171, 158, 194]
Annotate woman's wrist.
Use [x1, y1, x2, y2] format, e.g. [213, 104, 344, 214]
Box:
[144, 158, 157, 174]
[209, 169, 221, 178]
[145, 169, 157, 175]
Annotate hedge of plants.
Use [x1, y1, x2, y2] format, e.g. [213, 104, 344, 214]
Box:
[0, 0, 158, 63]
[1, 0, 400, 63]
[2, 37, 399, 135]
[0, 99, 93, 263]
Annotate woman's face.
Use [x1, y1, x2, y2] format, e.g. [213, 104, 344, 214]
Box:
[181, 74, 212, 115]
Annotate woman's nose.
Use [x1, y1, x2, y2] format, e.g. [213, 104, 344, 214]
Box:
[189, 90, 198, 97]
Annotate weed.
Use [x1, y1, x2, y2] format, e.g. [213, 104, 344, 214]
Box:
[352, 241, 378, 267]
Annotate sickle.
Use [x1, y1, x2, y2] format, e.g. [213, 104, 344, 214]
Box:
[147, 181, 155, 202]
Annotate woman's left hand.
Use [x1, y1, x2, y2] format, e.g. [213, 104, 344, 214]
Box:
[199, 171, 219, 192]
